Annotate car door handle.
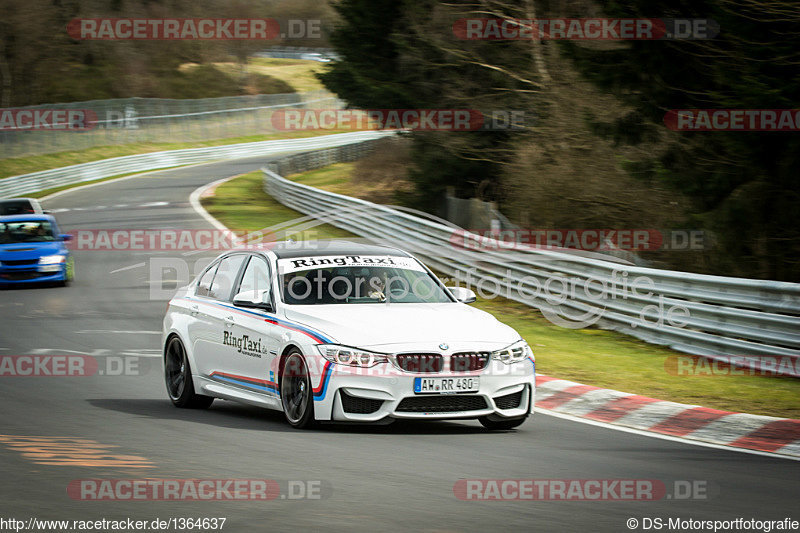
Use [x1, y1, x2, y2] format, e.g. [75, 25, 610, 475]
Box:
[225, 315, 235, 327]
[190, 304, 199, 316]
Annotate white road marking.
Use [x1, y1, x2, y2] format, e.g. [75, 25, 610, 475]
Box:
[39, 162, 209, 203]
[538, 408, 800, 461]
[75, 330, 160, 335]
[189, 175, 245, 233]
[109, 262, 145, 274]
[44, 203, 171, 213]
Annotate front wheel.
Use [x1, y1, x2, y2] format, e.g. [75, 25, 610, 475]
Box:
[479, 415, 528, 430]
[164, 336, 214, 409]
[280, 351, 316, 429]
[58, 257, 75, 287]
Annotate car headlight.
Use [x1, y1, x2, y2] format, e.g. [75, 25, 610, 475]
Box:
[39, 254, 66, 265]
[318, 345, 389, 367]
[492, 340, 532, 365]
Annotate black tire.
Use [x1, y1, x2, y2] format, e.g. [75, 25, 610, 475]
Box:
[165, 336, 214, 409]
[280, 350, 316, 429]
[479, 415, 528, 430]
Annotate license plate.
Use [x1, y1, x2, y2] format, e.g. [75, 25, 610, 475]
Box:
[414, 377, 480, 394]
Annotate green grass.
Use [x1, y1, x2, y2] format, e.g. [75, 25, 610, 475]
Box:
[196, 59, 326, 94]
[202, 170, 353, 241]
[286, 163, 355, 194]
[0, 129, 355, 179]
[474, 298, 800, 419]
[247, 58, 327, 93]
[203, 168, 800, 419]
[30, 61, 295, 105]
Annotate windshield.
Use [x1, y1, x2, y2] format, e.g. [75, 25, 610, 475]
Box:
[0, 201, 35, 216]
[0, 220, 56, 244]
[278, 255, 452, 305]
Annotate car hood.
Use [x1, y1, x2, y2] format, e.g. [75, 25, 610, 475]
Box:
[283, 303, 520, 351]
[0, 241, 65, 261]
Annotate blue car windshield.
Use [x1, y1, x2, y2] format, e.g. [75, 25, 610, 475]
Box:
[0, 221, 56, 244]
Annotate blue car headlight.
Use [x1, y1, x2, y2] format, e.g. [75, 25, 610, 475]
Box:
[39, 254, 67, 265]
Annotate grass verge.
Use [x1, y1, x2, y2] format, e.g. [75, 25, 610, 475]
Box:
[202, 168, 800, 419]
[0, 129, 355, 180]
[247, 58, 327, 93]
[201, 169, 353, 241]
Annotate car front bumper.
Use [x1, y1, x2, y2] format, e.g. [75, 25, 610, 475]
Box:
[321, 360, 535, 422]
[0, 263, 67, 284]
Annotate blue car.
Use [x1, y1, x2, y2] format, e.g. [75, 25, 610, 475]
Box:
[0, 215, 74, 286]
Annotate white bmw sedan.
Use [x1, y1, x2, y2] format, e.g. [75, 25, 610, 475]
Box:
[163, 241, 535, 429]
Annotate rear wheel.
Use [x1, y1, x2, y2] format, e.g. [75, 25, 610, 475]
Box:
[280, 350, 316, 429]
[165, 336, 214, 409]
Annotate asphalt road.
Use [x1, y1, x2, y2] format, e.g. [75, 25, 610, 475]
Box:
[0, 155, 797, 533]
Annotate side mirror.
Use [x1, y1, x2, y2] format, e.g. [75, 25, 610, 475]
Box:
[447, 286, 477, 304]
[233, 290, 274, 311]
[59, 234, 73, 242]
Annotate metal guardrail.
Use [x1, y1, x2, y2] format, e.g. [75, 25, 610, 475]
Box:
[3, 129, 797, 373]
[0, 91, 341, 158]
[262, 146, 800, 374]
[252, 47, 339, 61]
[265, 143, 378, 176]
[0, 130, 394, 198]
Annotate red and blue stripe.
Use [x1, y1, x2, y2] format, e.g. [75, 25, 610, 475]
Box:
[209, 371, 280, 395]
[186, 297, 333, 344]
[313, 361, 333, 401]
[209, 361, 334, 402]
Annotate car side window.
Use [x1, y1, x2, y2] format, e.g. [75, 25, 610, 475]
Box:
[208, 255, 246, 301]
[196, 263, 219, 297]
[237, 256, 272, 298]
